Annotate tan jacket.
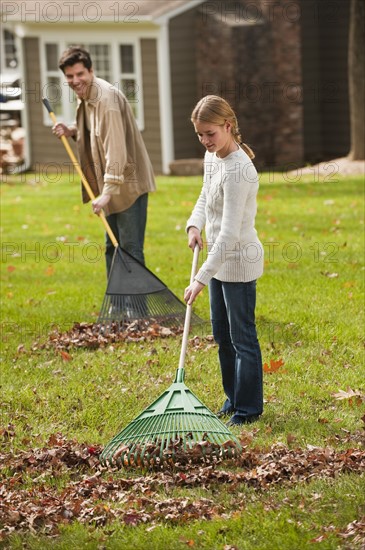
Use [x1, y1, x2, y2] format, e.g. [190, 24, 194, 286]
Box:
[75, 76, 156, 216]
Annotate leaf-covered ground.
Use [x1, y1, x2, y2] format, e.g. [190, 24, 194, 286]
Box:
[2, 174, 364, 548]
[2, 321, 364, 546]
[1, 433, 365, 544]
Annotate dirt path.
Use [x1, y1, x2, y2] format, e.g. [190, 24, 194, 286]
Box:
[292, 156, 365, 177]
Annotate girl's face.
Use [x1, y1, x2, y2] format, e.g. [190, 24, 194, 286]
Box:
[194, 120, 232, 157]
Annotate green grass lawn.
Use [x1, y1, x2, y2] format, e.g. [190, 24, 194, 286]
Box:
[1, 170, 364, 549]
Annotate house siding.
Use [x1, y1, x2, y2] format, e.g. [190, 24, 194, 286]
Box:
[318, 1, 350, 158]
[169, 7, 200, 160]
[300, 3, 322, 163]
[195, 1, 304, 170]
[300, 0, 350, 162]
[140, 39, 162, 174]
[268, 1, 304, 167]
[24, 37, 74, 171]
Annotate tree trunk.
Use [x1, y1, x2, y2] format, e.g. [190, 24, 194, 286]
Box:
[348, 0, 365, 160]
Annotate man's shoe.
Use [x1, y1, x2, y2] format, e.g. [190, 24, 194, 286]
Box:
[216, 407, 234, 418]
[226, 414, 260, 427]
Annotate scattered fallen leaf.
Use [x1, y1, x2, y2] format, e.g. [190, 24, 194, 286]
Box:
[343, 281, 355, 288]
[59, 350, 72, 361]
[321, 271, 339, 278]
[310, 534, 328, 543]
[263, 358, 285, 374]
[332, 388, 364, 407]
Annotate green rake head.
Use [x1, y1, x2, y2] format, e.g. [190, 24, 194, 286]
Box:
[100, 368, 242, 469]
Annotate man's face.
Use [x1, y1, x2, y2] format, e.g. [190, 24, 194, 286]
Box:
[63, 62, 94, 99]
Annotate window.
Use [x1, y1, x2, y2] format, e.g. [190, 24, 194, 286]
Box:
[3, 29, 18, 69]
[42, 41, 143, 127]
[119, 44, 139, 119]
[45, 43, 62, 116]
[88, 44, 111, 81]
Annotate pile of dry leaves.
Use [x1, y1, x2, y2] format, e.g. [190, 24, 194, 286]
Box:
[102, 433, 241, 470]
[1, 433, 365, 542]
[31, 320, 183, 352]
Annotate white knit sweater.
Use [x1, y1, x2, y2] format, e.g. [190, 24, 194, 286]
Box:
[186, 148, 264, 285]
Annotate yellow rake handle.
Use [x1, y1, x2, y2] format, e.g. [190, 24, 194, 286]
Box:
[42, 97, 118, 248]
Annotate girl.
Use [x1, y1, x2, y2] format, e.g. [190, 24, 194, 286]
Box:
[184, 95, 264, 426]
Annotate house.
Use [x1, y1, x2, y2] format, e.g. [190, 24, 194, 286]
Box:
[0, 0, 350, 176]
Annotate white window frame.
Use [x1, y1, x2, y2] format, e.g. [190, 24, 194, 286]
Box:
[40, 35, 144, 130]
[118, 43, 141, 121]
[43, 43, 64, 117]
[1, 26, 19, 74]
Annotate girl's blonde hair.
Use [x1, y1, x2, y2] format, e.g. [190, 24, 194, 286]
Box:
[191, 95, 255, 159]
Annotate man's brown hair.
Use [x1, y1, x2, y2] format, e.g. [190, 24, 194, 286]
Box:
[59, 46, 92, 73]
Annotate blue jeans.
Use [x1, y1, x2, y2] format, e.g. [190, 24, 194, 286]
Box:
[105, 193, 148, 276]
[209, 278, 263, 418]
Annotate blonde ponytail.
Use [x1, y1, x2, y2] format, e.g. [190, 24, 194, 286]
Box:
[232, 123, 255, 159]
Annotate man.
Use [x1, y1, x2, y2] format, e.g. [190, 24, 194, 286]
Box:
[53, 46, 156, 274]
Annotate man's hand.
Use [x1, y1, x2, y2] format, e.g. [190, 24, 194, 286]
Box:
[52, 123, 75, 139]
[92, 194, 111, 214]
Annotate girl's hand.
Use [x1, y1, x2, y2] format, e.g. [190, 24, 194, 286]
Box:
[187, 226, 203, 250]
[184, 280, 204, 305]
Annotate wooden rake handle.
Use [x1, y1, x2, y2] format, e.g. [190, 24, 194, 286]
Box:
[42, 97, 118, 248]
[178, 244, 200, 371]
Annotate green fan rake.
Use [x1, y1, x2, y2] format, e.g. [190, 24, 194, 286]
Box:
[100, 246, 242, 469]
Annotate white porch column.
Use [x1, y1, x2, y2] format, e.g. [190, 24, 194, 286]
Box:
[157, 21, 174, 174]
